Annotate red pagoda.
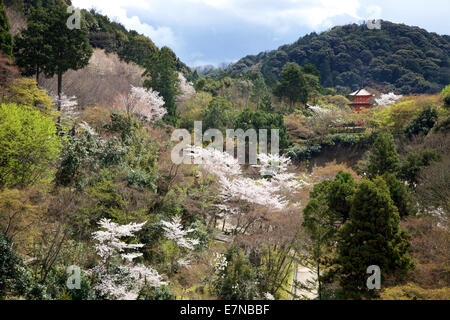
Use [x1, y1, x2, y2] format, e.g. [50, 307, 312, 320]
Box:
[348, 89, 374, 112]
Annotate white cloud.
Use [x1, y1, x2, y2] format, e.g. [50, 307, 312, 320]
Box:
[74, 0, 367, 35]
[72, 0, 178, 48]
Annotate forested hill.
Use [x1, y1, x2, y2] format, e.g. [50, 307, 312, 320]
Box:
[228, 21, 450, 94]
[4, 0, 194, 80]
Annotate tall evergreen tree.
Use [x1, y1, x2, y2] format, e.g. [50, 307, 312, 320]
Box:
[367, 133, 400, 178]
[42, 0, 92, 111]
[337, 177, 414, 299]
[0, 0, 12, 56]
[13, 1, 49, 84]
[275, 62, 309, 112]
[144, 46, 180, 126]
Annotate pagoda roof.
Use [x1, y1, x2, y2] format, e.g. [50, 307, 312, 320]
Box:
[349, 89, 373, 96]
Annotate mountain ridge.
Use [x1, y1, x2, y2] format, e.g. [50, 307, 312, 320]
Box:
[227, 20, 450, 94]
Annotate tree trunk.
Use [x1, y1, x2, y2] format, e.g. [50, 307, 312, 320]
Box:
[35, 67, 40, 86]
[317, 260, 321, 300]
[57, 72, 63, 111]
[57, 72, 63, 133]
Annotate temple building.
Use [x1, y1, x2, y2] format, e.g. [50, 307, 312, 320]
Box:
[348, 89, 374, 112]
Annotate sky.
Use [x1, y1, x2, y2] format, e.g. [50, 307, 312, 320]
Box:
[72, 0, 450, 67]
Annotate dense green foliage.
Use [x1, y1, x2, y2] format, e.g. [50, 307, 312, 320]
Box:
[399, 150, 441, 187]
[14, 0, 93, 100]
[13, 2, 48, 83]
[337, 178, 414, 298]
[201, 97, 235, 132]
[442, 85, 450, 108]
[0, 103, 61, 188]
[367, 133, 400, 178]
[404, 106, 439, 138]
[0, 231, 29, 299]
[229, 21, 450, 94]
[235, 108, 289, 148]
[144, 47, 180, 126]
[275, 62, 309, 111]
[0, 0, 12, 56]
[304, 171, 357, 229]
[213, 246, 259, 300]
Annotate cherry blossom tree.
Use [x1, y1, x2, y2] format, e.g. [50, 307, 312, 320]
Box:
[91, 218, 166, 300]
[114, 86, 166, 122]
[161, 216, 200, 251]
[375, 92, 403, 106]
[50, 92, 79, 123]
[186, 146, 242, 177]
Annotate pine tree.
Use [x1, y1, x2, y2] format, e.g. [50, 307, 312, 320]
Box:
[337, 177, 414, 299]
[0, 0, 12, 56]
[367, 132, 400, 178]
[144, 46, 180, 126]
[13, 1, 49, 84]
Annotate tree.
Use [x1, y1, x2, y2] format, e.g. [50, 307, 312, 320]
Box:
[92, 218, 166, 300]
[382, 173, 416, 218]
[250, 74, 269, 107]
[259, 94, 274, 113]
[0, 103, 61, 188]
[0, 231, 29, 299]
[337, 178, 414, 299]
[235, 108, 289, 148]
[275, 62, 309, 112]
[442, 84, 450, 108]
[114, 86, 166, 122]
[4, 78, 53, 114]
[42, 1, 92, 112]
[202, 97, 235, 132]
[13, 1, 49, 84]
[0, 0, 12, 56]
[302, 171, 357, 298]
[144, 47, 180, 126]
[367, 133, 400, 178]
[399, 150, 441, 187]
[213, 246, 259, 300]
[404, 106, 438, 138]
[119, 33, 158, 66]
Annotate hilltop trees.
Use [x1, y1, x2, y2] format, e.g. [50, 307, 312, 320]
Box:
[0, 0, 12, 56]
[229, 22, 449, 94]
[275, 62, 309, 112]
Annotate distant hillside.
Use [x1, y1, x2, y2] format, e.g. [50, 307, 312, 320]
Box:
[228, 21, 450, 94]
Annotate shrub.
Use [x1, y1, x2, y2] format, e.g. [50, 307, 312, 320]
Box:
[404, 106, 438, 138]
[0, 103, 61, 188]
